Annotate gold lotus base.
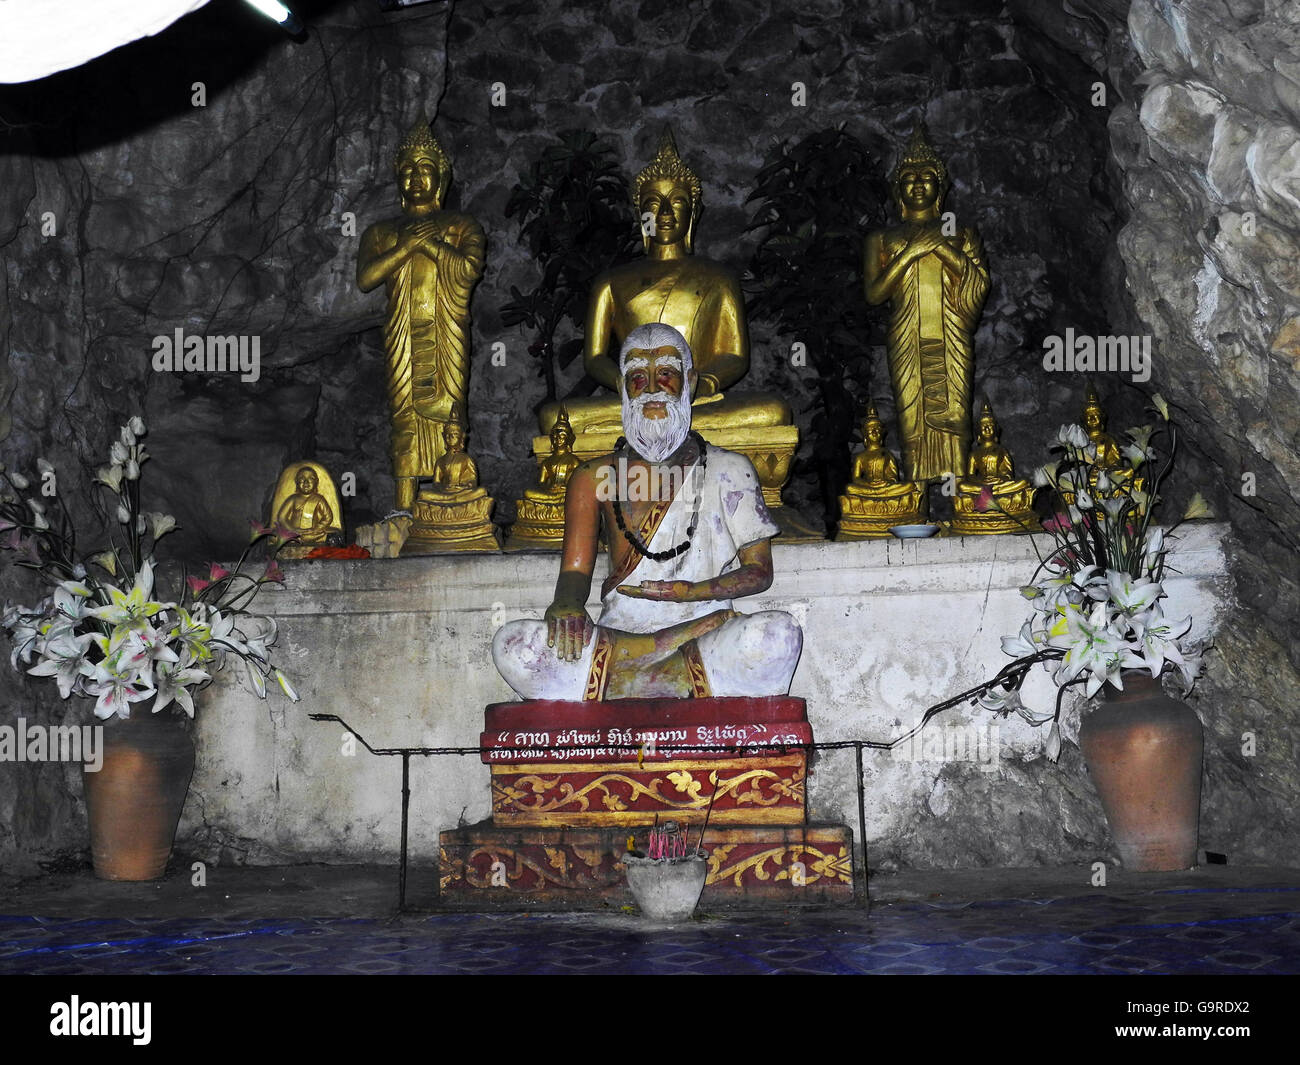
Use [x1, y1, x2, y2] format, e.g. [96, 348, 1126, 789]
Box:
[401, 492, 500, 555]
[532, 422, 824, 543]
[504, 496, 566, 551]
[951, 485, 1040, 536]
[836, 483, 927, 540]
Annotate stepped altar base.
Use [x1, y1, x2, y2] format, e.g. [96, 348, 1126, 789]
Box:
[438, 695, 856, 907]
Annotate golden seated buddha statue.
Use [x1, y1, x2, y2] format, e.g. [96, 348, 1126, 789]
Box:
[1059, 386, 1148, 517]
[508, 406, 579, 550]
[271, 462, 344, 559]
[404, 421, 499, 554]
[534, 129, 813, 539]
[837, 401, 927, 540]
[951, 401, 1039, 535]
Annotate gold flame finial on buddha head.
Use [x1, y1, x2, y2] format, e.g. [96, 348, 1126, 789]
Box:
[633, 127, 703, 251]
[395, 117, 452, 207]
[891, 124, 949, 191]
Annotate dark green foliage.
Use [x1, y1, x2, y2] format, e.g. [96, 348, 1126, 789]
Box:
[500, 131, 641, 405]
[744, 126, 891, 531]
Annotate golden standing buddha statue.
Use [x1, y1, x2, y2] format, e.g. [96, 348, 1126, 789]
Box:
[508, 406, 579, 550]
[864, 126, 990, 486]
[534, 129, 812, 538]
[951, 401, 1040, 535]
[357, 118, 486, 513]
[270, 462, 344, 559]
[836, 400, 927, 540]
[404, 420, 499, 554]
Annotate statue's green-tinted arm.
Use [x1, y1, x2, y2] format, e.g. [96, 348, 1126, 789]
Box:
[545, 464, 602, 659]
[688, 539, 773, 602]
[583, 279, 621, 391]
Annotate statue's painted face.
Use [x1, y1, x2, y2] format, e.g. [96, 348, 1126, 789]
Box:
[897, 166, 941, 210]
[865, 421, 884, 446]
[296, 468, 317, 493]
[622, 345, 686, 419]
[640, 179, 693, 247]
[979, 415, 997, 440]
[1083, 406, 1103, 432]
[552, 424, 573, 450]
[444, 423, 464, 450]
[399, 156, 440, 206]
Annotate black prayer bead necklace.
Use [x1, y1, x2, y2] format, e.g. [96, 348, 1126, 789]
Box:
[610, 432, 707, 561]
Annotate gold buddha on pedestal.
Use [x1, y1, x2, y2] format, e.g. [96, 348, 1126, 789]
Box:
[508, 406, 579, 550]
[951, 401, 1040, 535]
[864, 126, 990, 488]
[270, 463, 344, 559]
[837, 401, 927, 540]
[1062, 385, 1147, 515]
[533, 129, 813, 539]
[403, 420, 499, 554]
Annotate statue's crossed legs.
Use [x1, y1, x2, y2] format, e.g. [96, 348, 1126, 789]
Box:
[493, 610, 802, 701]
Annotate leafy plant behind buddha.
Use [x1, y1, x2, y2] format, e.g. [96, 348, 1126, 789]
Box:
[744, 126, 890, 532]
[501, 131, 642, 404]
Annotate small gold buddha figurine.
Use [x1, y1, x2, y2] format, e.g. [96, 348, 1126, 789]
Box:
[508, 406, 579, 550]
[951, 401, 1040, 535]
[531, 128, 813, 540]
[357, 117, 486, 513]
[864, 125, 990, 486]
[270, 462, 344, 559]
[403, 420, 499, 554]
[836, 400, 927, 540]
[1063, 385, 1146, 514]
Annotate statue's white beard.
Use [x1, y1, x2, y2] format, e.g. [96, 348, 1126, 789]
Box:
[622, 389, 693, 462]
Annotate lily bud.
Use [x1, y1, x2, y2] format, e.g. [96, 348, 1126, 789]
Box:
[124, 459, 140, 481]
[128, 416, 146, 437]
[116, 503, 130, 524]
[10, 472, 29, 490]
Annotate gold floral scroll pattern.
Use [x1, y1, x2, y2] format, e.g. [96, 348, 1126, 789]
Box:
[493, 764, 805, 815]
[442, 845, 615, 893]
[706, 844, 853, 888]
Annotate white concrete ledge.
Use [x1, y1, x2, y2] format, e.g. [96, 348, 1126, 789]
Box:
[180, 523, 1233, 865]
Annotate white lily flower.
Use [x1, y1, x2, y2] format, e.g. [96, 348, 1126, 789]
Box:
[27, 632, 96, 699]
[129, 416, 146, 437]
[1106, 570, 1164, 616]
[240, 615, 278, 664]
[146, 512, 177, 540]
[1057, 424, 1089, 449]
[1048, 600, 1129, 697]
[152, 660, 210, 717]
[85, 560, 167, 632]
[1032, 461, 1059, 488]
[84, 660, 155, 720]
[1076, 488, 1094, 509]
[89, 550, 119, 576]
[1100, 496, 1127, 520]
[274, 668, 300, 702]
[109, 441, 129, 465]
[1121, 443, 1148, 469]
[247, 659, 267, 698]
[1127, 424, 1155, 450]
[1001, 620, 1040, 658]
[165, 607, 212, 665]
[96, 465, 124, 492]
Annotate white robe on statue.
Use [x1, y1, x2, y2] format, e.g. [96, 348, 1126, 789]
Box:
[493, 446, 802, 701]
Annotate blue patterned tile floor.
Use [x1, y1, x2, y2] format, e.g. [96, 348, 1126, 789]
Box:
[2, 881, 1297, 974]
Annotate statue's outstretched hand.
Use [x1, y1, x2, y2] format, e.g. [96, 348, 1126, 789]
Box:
[545, 602, 593, 662]
[617, 580, 693, 602]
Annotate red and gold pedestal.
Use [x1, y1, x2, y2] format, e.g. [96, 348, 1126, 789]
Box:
[438, 697, 856, 908]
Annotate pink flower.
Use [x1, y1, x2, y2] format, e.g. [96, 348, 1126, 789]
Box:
[248, 519, 272, 540]
[186, 575, 211, 595]
[1042, 513, 1072, 534]
[208, 563, 231, 582]
[262, 560, 285, 584]
[974, 486, 994, 513]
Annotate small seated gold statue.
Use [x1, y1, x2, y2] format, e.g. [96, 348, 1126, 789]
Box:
[508, 406, 579, 550]
[270, 463, 344, 559]
[951, 401, 1040, 535]
[837, 401, 927, 540]
[1061, 385, 1146, 515]
[403, 420, 499, 554]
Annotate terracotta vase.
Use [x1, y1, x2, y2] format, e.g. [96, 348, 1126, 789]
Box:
[82, 710, 196, 881]
[1078, 673, 1203, 872]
